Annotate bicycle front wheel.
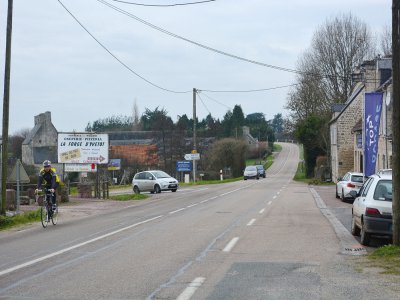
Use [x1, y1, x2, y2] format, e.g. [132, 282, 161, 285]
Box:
[51, 207, 58, 225]
[41, 206, 49, 228]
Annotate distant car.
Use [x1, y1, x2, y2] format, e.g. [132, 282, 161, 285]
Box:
[336, 172, 365, 201]
[255, 165, 266, 178]
[132, 170, 178, 194]
[351, 173, 393, 246]
[243, 166, 259, 180]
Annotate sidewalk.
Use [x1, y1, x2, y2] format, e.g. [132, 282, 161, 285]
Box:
[19, 195, 138, 221]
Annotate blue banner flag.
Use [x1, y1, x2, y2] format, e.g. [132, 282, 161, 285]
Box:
[364, 92, 383, 176]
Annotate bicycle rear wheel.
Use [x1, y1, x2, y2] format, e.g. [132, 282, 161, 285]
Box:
[51, 206, 58, 225]
[41, 206, 49, 228]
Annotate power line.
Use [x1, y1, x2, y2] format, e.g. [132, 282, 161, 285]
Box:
[96, 0, 350, 81]
[198, 92, 231, 110]
[57, 0, 191, 94]
[196, 93, 212, 115]
[200, 83, 299, 93]
[110, 0, 216, 7]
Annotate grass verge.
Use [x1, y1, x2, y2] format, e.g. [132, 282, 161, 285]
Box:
[366, 245, 400, 275]
[0, 209, 41, 231]
[109, 193, 148, 201]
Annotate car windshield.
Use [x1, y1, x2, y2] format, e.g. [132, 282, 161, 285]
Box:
[373, 180, 392, 201]
[152, 171, 171, 179]
[256, 165, 263, 170]
[351, 175, 365, 183]
[245, 166, 256, 171]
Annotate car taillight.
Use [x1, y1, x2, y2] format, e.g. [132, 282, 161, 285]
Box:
[347, 182, 356, 188]
[365, 207, 381, 217]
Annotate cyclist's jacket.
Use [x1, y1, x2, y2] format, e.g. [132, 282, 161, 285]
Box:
[37, 168, 60, 190]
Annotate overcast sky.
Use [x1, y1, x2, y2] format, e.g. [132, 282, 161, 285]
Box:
[0, 0, 391, 134]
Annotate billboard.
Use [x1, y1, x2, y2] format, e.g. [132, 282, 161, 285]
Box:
[58, 133, 109, 164]
[108, 159, 121, 171]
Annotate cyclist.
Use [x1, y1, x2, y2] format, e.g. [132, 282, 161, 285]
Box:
[35, 160, 60, 210]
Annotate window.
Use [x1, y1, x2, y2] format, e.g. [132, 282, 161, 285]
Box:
[361, 178, 373, 197]
[373, 180, 392, 201]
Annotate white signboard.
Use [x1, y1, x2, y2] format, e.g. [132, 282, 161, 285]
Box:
[64, 163, 97, 172]
[184, 153, 200, 160]
[58, 133, 109, 164]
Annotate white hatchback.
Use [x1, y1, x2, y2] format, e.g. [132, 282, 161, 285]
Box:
[132, 170, 179, 194]
[351, 173, 393, 246]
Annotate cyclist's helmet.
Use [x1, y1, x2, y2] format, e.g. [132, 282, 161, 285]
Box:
[43, 160, 51, 167]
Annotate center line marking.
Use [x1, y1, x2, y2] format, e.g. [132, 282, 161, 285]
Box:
[223, 237, 239, 252]
[169, 208, 186, 214]
[267, 201, 272, 205]
[259, 208, 265, 214]
[247, 219, 256, 226]
[176, 277, 206, 300]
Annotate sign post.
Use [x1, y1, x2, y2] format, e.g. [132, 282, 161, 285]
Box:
[184, 151, 200, 182]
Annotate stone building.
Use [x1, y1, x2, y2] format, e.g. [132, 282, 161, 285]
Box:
[329, 57, 393, 182]
[22, 111, 58, 166]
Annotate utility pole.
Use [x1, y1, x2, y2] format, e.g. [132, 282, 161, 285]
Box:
[1, 0, 13, 216]
[392, 0, 400, 245]
[192, 88, 197, 182]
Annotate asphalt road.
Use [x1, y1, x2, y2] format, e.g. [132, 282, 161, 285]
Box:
[0, 142, 398, 299]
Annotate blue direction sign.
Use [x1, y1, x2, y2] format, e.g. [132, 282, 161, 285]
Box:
[176, 161, 192, 172]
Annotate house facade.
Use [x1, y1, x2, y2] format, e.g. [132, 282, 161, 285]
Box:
[330, 57, 393, 181]
[22, 111, 58, 166]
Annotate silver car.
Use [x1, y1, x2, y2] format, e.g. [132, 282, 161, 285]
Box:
[243, 166, 259, 180]
[132, 170, 179, 194]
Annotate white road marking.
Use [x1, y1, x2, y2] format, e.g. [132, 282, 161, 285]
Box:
[259, 208, 265, 214]
[0, 215, 164, 277]
[223, 237, 239, 252]
[273, 195, 277, 199]
[247, 219, 256, 226]
[176, 277, 206, 300]
[169, 208, 186, 214]
[267, 201, 272, 205]
[186, 203, 199, 208]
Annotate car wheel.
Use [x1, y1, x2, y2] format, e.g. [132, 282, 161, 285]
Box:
[133, 186, 140, 194]
[335, 187, 339, 199]
[341, 189, 345, 202]
[171, 189, 177, 192]
[256, 176, 259, 180]
[263, 174, 266, 178]
[360, 221, 370, 246]
[351, 215, 360, 236]
[244, 177, 247, 180]
[154, 185, 161, 194]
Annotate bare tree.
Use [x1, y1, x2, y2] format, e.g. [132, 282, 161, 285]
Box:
[310, 13, 375, 103]
[132, 98, 140, 130]
[380, 25, 392, 57]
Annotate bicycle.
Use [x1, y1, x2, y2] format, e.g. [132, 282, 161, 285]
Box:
[36, 189, 58, 228]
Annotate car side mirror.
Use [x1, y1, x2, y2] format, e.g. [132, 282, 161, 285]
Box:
[349, 190, 358, 198]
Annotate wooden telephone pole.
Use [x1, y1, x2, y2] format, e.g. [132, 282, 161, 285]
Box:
[392, 0, 400, 245]
[1, 0, 13, 215]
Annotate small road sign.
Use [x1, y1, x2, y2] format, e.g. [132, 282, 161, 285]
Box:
[184, 153, 200, 160]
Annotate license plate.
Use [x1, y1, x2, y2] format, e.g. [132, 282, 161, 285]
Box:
[170, 184, 177, 188]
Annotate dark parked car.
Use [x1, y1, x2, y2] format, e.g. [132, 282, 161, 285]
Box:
[255, 165, 266, 178]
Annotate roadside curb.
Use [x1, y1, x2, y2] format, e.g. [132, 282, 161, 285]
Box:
[309, 187, 367, 256]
